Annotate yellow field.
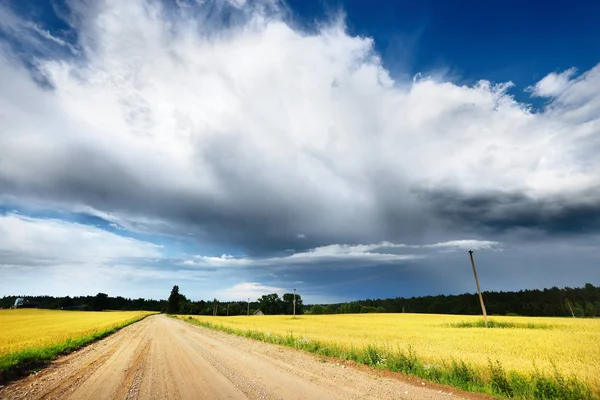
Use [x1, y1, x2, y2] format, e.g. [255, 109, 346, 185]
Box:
[0, 309, 154, 357]
[186, 313, 600, 392]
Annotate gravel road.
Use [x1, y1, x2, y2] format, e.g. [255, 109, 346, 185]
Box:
[0, 315, 490, 400]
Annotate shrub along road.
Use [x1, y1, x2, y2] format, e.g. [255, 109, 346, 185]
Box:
[0, 314, 488, 400]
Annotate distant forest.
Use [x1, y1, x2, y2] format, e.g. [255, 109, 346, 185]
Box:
[1, 283, 598, 317]
[309, 283, 599, 317]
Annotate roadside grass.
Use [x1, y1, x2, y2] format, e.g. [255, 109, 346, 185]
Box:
[448, 320, 553, 329]
[0, 313, 153, 384]
[176, 316, 595, 400]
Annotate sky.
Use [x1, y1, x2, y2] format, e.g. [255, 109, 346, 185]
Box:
[0, 0, 599, 304]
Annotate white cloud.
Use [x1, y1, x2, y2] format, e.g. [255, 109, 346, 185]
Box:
[30, 25, 79, 54]
[527, 68, 577, 97]
[188, 245, 420, 267]
[423, 240, 502, 251]
[283, 239, 502, 260]
[191, 253, 252, 266]
[109, 222, 126, 230]
[0, 213, 162, 266]
[185, 239, 498, 267]
[218, 282, 284, 300]
[0, 213, 177, 296]
[540, 65, 600, 124]
[0, 0, 596, 222]
[0, 213, 238, 299]
[227, 0, 247, 8]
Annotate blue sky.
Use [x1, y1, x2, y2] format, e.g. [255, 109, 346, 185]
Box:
[290, 0, 600, 94]
[1, 0, 599, 303]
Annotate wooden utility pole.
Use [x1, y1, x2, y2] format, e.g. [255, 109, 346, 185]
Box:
[468, 250, 488, 327]
[293, 288, 297, 318]
[227, 303, 230, 317]
[566, 299, 576, 318]
[247, 298, 250, 316]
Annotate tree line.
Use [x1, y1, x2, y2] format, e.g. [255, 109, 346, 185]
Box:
[166, 286, 304, 315]
[0, 291, 261, 315]
[2, 283, 597, 317]
[0, 288, 305, 316]
[307, 283, 599, 317]
[0, 293, 166, 311]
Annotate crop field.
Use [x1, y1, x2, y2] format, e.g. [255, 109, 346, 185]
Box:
[180, 313, 600, 398]
[0, 309, 154, 382]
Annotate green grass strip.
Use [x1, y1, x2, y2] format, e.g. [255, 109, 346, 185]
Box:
[0, 313, 154, 384]
[176, 316, 596, 400]
[448, 320, 553, 329]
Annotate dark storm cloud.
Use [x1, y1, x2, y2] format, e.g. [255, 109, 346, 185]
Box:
[421, 188, 600, 235]
[0, 129, 429, 255]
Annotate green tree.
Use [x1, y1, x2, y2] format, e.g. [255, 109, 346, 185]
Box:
[572, 301, 585, 317]
[584, 302, 596, 317]
[360, 305, 380, 313]
[60, 296, 74, 309]
[93, 293, 109, 311]
[179, 300, 201, 315]
[258, 293, 284, 314]
[227, 302, 241, 316]
[282, 292, 304, 315]
[167, 285, 180, 314]
[339, 301, 361, 314]
[212, 298, 219, 316]
[325, 304, 338, 314]
[309, 304, 326, 314]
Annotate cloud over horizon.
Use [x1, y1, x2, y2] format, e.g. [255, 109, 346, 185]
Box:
[0, 0, 599, 301]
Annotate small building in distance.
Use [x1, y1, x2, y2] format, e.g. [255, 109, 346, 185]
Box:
[13, 298, 39, 309]
[253, 309, 264, 316]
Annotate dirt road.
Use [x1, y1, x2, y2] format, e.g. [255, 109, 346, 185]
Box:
[0, 315, 487, 400]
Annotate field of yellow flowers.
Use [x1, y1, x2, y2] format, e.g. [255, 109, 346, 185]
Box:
[182, 313, 600, 398]
[0, 309, 153, 382]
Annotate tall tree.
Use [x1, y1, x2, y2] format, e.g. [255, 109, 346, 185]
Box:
[93, 293, 109, 311]
[282, 292, 303, 315]
[258, 293, 284, 315]
[167, 285, 180, 314]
